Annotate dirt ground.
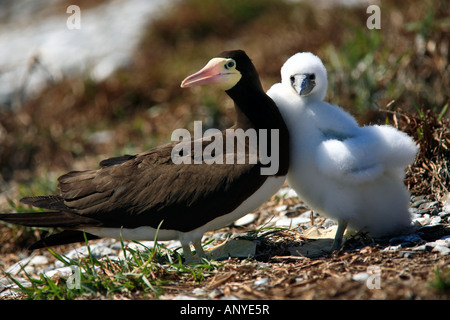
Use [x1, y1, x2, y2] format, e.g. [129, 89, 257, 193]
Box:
[156, 222, 450, 300]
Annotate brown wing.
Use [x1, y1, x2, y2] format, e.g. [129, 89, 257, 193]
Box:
[50, 137, 268, 232]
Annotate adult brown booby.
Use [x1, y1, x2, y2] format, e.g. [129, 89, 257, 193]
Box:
[0, 50, 289, 262]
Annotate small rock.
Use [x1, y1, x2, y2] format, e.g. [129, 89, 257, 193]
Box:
[29, 255, 49, 266]
[101, 255, 123, 263]
[399, 251, 418, 258]
[438, 210, 450, 219]
[209, 239, 256, 260]
[109, 241, 128, 250]
[207, 289, 222, 299]
[434, 237, 450, 247]
[276, 205, 288, 212]
[429, 216, 442, 225]
[192, 287, 206, 296]
[322, 218, 337, 228]
[254, 278, 269, 286]
[411, 195, 428, 202]
[411, 199, 428, 208]
[5, 260, 27, 275]
[430, 208, 442, 215]
[0, 277, 31, 289]
[234, 213, 256, 227]
[352, 272, 369, 282]
[44, 266, 75, 278]
[389, 233, 423, 247]
[275, 215, 309, 227]
[277, 188, 298, 199]
[418, 201, 439, 210]
[383, 245, 402, 252]
[299, 210, 314, 218]
[63, 244, 116, 260]
[0, 277, 31, 298]
[410, 213, 423, 221]
[207, 232, 231, 242]
[412, 244, 431, 252]
[126, 241, 155, 250]
[413, 215, 430, 226]
[432, 245, 450, 256]
[4, 256, 48, 275]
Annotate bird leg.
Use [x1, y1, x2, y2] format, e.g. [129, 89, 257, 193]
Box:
[181, 239, 208, 264]
[182, 243, 198, 264]
[332, 219, 348, 251]
[193, 239, 208, 260]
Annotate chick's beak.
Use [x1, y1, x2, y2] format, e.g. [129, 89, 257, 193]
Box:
[291, 74, 316, 96]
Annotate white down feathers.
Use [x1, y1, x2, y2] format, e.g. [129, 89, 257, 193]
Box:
[268, 52, 418, 237]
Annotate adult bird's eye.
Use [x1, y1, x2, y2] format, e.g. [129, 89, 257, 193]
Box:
[290, 76, 295, 83]
[309, 74, 315, 80]
[225, 61, 235, 69]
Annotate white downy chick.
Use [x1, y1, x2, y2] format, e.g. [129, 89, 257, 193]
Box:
[267, 52, 418, 250]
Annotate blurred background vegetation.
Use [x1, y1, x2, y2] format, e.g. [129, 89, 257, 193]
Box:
[0, 0, 448, 216]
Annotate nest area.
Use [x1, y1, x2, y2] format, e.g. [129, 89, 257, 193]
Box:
[390, 107, 450, 201]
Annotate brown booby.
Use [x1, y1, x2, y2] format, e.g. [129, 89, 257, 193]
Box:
[0, 50, 289, 262]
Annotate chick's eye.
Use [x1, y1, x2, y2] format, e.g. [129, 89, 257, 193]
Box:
[290, 76, 295, 83]
[309, 74, 315, 80]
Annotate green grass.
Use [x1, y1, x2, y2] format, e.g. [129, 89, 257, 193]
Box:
[2, 225, 276, 300]
[3, 234, 223, 300]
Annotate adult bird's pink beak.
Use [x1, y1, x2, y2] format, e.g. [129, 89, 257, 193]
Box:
[181, 58, 236, 88]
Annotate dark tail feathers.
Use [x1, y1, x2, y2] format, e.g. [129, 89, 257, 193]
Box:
[0, 211, 97, 228]
[29, 230, 100, 250]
